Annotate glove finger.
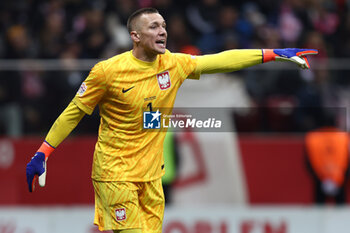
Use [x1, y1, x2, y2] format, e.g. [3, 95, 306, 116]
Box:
[302, 56, 310, 69]
[27, 175, 34, 192]
[296, 49, 318, 56]
[32, 175, 38, 192]
[290, 56, 308, 69]
[39, 158, 47, 187]
[26, 165, 35, 192]
[39, 165, 46, 187]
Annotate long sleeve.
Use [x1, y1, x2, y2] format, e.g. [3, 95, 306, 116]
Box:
[195, 49, 263, 74]
[45, 101, 86, 148]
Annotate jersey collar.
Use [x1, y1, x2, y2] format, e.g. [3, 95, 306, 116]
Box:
[129, 50, 160, 69]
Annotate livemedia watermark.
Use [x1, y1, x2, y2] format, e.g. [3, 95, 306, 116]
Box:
[142, 107, 347, 133]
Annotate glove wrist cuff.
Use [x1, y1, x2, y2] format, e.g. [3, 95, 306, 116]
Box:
[262, 49, 276, 63]
[38, 141, 55, 159]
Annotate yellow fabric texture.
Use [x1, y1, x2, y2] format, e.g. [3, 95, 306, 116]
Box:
[73, 50, 198, 182]
[45, 101, 85, 148]
[114, 230, 142, 233]
[195, 49, 262, 74]
[93, 179, 164, 232]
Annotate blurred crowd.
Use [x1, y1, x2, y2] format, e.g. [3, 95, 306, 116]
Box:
[0, 0, 350, 136]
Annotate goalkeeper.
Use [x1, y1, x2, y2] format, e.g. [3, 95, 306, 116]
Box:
[26, 7, 318, 233]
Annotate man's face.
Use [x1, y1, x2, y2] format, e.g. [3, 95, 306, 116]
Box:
[134, 13, 167, 55]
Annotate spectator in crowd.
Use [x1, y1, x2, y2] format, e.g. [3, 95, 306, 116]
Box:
[305, 114, 350, 205]
[166, 13, 195, 52]
[38, 1, 66, 58]
[1, 25, 35, 136]
[78, 6, 111, 59]
[4, 25, 47, 134]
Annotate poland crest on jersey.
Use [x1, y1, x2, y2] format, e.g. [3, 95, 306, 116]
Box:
[156, 71, 171, 90]
[115, 208, 126, 221]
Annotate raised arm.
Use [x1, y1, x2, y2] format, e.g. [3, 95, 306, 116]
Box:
[195, 48, 318, 74]
[195, 49, 262, 74]
[26, 101, 86, 192]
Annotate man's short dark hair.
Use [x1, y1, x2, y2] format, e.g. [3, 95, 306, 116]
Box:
[127, 8, 159, 33]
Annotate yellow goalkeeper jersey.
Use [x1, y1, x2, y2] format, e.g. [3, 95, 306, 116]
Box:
[73, 50, 199, 182]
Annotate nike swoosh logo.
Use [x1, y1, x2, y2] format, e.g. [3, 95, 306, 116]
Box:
[122, 86, 135, 93]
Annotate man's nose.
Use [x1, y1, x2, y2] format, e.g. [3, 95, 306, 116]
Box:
[159, 27, 167, 36]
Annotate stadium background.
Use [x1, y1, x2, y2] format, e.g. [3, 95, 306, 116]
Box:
[1, 0, 350, 232]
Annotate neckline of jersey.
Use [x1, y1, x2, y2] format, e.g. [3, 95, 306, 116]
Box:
[129, 50, 159, 69]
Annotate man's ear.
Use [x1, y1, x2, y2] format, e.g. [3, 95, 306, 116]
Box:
[130, 31, 140, 43]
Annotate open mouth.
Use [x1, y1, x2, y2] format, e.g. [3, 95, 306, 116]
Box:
[156, 39, 166, 47]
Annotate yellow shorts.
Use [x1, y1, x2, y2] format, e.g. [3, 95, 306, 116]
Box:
[92, 178, 165, 232]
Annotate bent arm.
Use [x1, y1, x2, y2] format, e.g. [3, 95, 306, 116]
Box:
[45, 101, 86, 149]
[26, 100, 86, 192]
[195, 49, 262, 74]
